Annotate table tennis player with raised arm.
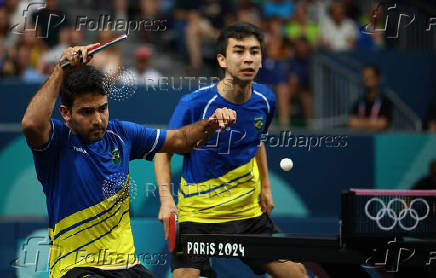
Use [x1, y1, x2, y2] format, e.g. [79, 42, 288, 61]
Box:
[21, 38, 236, 278]
[154, 22, 308, 278]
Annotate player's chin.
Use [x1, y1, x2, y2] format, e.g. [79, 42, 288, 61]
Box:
[88, 131, 105, 142]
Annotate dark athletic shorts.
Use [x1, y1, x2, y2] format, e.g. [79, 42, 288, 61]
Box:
[171, 213, 281, 277]
[62, 263, 155, 278]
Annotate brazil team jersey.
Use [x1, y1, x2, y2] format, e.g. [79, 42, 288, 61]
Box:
[31, 119, 166, 278]
[169, 82, 276, 223]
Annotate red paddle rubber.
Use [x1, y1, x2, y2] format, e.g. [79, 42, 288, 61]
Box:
[168, 211, 179, 252]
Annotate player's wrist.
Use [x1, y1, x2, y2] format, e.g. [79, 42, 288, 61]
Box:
[52, 64, 65, 77]
[159, 194, 175, 203]
[261, 182, 271, 189]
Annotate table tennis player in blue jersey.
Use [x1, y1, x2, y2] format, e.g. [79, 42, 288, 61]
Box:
[21, 44, 236, 278]
[154, 22, 308, 278]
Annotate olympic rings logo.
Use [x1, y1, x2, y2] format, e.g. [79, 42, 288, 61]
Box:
[364, 197, 430, 231]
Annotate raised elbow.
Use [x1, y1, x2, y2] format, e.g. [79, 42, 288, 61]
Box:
[21, 118, 47, 137]
[21, 118, 36, 134]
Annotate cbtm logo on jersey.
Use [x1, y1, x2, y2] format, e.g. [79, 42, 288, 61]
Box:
[254, 116, 264, 133]
[111, 147, 121, 165]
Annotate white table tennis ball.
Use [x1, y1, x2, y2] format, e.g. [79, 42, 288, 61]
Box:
[280, 158, 293, 171]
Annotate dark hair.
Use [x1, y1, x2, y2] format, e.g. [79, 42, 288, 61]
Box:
[363, 64, 381, 77]
[60, 65, 108, 109]
[216, 22, 264, 57]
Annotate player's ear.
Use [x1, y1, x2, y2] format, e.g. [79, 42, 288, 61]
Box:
[59, 105, 72, 124]
[217, 54, 227, 69]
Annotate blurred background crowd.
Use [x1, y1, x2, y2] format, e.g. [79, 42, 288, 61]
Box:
[0, 0, 435, 131]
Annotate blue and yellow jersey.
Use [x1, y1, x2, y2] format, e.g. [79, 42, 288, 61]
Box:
[169, 82, 276, 223]
[31, 119, 166, 278]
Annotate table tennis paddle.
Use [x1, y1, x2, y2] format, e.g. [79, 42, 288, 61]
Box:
[168, 211, 179, 253]
[59, 34, 128, 68]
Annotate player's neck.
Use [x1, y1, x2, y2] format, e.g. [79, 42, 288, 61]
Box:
[217, 78, 252, 105]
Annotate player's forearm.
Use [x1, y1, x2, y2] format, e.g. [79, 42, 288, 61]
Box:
[181, 119, 218, 150]
[154, 153, 175, 203]
[255, 142, 271, 189]
[22, 65, 64, 134]
[160, 119, 217, 153]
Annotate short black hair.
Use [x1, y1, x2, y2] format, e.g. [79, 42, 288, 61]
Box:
[60, 65, 108, 109]
[363, 64, 381, 77]
[216, 22, 264, 57]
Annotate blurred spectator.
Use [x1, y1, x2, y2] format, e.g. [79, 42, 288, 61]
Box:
[113, 0, 128, 20]
[17, 24, 47, 69]
[355, 3, 384, 50]
[341, 0, 360, 21]
[31, 0, 69, 47]
[306, 0, 331, 24]
[183, 0, 232, 74]
[348, 65, 392, 131]
[256, 19, 289, 89]
[319, 1, 357, 50]
[16, 43, 44, 83]
[277, 37, 312, 127]
[3, 0, 44, 49]
[425, 98, 436, 132]
[0, 6, 9, 39]
[262, 0, 295, 21]
[6, 0, 43, 30]
[70, 28, 83, 46]
[90, 29, 123, 81]
[0, 57, 18, 78]
[0, 5, 16, 49]
[413, 159, 436, 190]
[0, 37, 3, 62]
[172, 0, 198, 56]
[118, 46, 161, 87]
[139, 0, 161, 18]
[40, 26, 71, 75]
[236, 0, 262, 27]
[284, 1, 320, 47]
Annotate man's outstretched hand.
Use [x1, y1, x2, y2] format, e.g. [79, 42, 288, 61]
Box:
[208, 107, 237, 131]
